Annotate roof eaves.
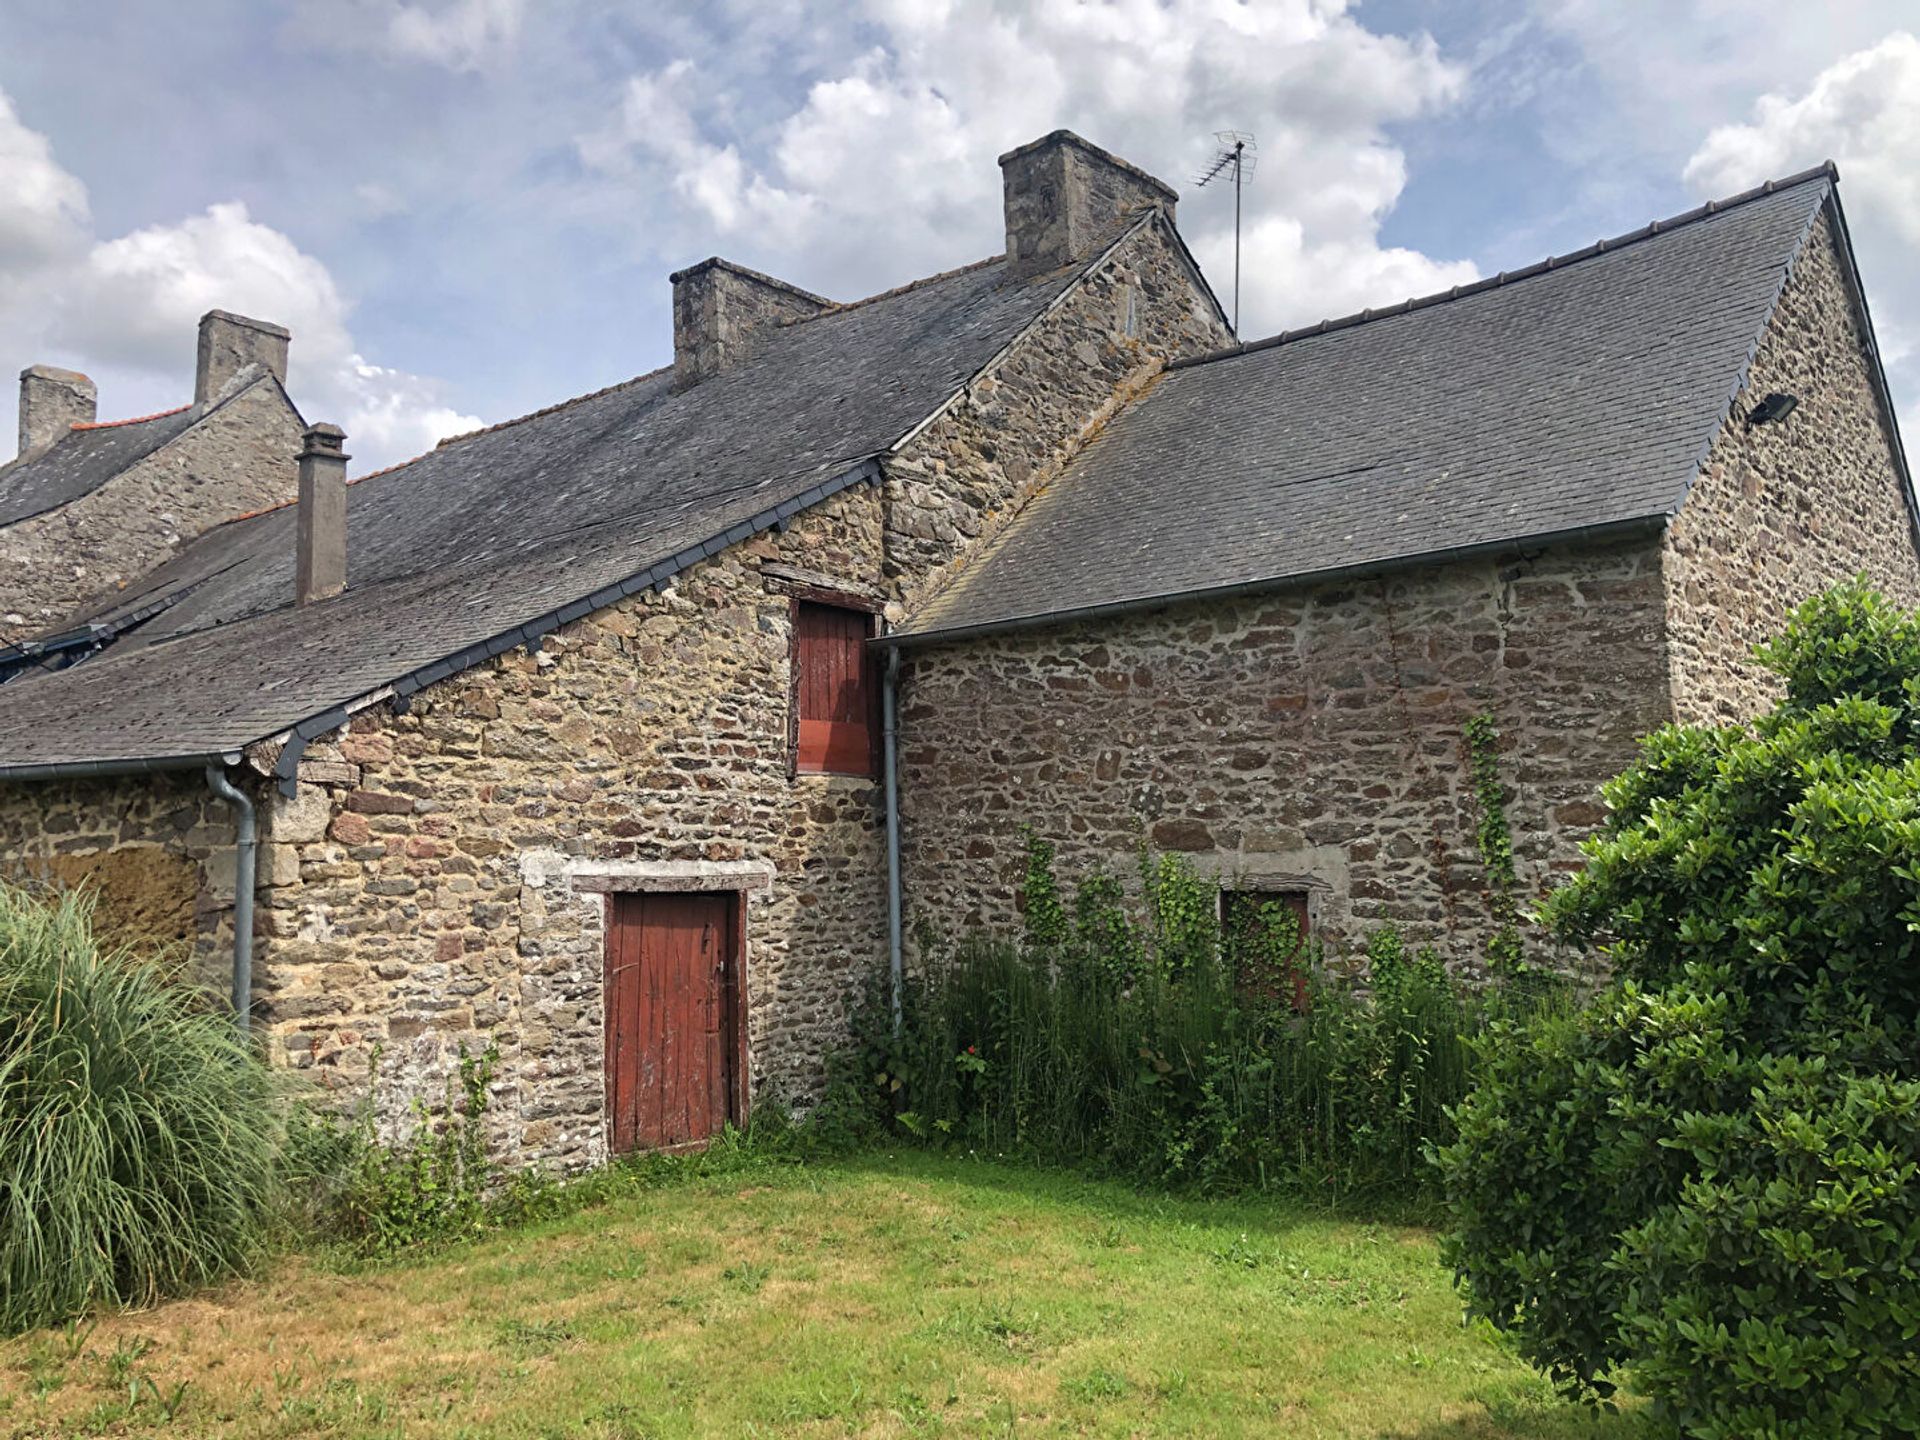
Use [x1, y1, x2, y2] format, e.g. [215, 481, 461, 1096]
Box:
[0, 751, 240, 785]
[1167, 161, 1843, 374]
[883, 513, 1671, 649]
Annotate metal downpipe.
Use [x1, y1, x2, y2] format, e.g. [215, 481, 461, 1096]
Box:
[204, 764, 257, 1028]
[882, 646, 905, 1035]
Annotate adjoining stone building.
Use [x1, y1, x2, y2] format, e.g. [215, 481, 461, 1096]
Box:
[0, 310, 303, 646]
[0, 133, 1911, 1171]
[887, 167, 1920, 960]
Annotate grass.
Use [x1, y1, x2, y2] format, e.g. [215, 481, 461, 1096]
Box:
[0, 1150, 1641, 1438]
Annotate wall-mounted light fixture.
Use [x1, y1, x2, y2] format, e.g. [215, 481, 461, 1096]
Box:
[1747, 392, 1799, 427]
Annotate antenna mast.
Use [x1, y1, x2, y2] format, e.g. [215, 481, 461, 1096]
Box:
[1194, 130, 1256, 334]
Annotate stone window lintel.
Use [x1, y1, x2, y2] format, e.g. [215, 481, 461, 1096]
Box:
[759, 563, 885, 610]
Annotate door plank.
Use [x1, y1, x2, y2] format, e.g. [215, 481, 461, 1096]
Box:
[605, 891, 740, 1154]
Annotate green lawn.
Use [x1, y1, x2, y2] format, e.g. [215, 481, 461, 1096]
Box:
[1, 1151, 1638, 1438]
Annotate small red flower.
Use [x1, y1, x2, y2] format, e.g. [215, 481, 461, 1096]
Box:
[966, 1045, 977, 1054]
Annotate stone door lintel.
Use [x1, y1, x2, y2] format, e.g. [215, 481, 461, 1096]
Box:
[569, 859, 777, 895]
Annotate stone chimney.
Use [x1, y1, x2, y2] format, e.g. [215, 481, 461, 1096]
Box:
[295, 422, 349, 606]
[196, 310, 290, 407]
[999, 130, 1178, 273]
[669, 258, 831, 391]
[16, 365, 97, 460]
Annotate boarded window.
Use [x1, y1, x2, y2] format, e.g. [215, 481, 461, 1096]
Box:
[793, 601, 877, 776]
[1222, 888, 1311, 1011]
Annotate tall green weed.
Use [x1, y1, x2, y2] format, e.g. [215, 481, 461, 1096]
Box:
[825, 840, 1544, 1207]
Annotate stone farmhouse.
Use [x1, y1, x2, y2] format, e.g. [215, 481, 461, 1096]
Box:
[0, 131, 1913, 1170]
[1, 310, 303, 643]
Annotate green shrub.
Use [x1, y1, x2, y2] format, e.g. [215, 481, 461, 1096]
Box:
[1437, 580, 1920, 1438]
[833, 842, 1528, 1206]
[0, 883, 283, 1334]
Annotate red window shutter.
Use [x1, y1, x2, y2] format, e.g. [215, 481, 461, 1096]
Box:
[794, 602, 876, 776]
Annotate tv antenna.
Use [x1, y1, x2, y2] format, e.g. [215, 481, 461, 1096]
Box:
[1195, 130, 1256, 334]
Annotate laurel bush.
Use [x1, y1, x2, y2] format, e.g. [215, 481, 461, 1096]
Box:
[1438, 579, 1920, 1438]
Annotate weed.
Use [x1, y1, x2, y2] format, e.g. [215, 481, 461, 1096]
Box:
[1063, 1368, 1129, 1401]
[822, 846, 1563, 1208]
[496, 1318, 574, 1353]
[104, 1334, 152, 1383]
[721, 1260, 771, 1293]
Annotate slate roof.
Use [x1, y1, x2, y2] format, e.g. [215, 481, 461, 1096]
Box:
[901, 167, 1884, 641]
[0, 233, 1147, 775]
[0, 406, 199, 527]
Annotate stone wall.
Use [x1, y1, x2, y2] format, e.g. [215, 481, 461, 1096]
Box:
[1664, 208, 1920, 724]
[884, 218, 1229, 610]
[0, 770, 237, 987]
[0, 213, 1231, 1172]
[247, 486, 890, 1170]
[896, 537, 1672, 971]
[0, 379, 300, 638]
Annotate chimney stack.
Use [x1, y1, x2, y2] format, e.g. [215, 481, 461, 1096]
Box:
[295, 422, 349, 607]
[669, 258, 831, 391]
[999, 130, 1177, 273]
[17, 365, 96, 459]
[196, 310, 290, 407]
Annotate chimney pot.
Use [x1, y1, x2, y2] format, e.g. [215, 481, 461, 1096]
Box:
[197, 310, 290, 407]
[295, 422, 349, 607]
[16, 365, 97, 460]
[999, 130, 1177, 272]
[669, 258, 831, 390]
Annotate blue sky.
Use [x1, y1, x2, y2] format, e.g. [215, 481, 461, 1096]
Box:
[3, 1, 1918, 471]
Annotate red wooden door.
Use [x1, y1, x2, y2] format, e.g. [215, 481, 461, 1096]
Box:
[604, 892, 740, 1152]
[794, 601, 875, 774]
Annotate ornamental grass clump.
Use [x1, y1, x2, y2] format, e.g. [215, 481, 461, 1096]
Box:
[0, 881, 284, 1335]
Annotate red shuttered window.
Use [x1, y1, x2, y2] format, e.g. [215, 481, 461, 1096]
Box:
[792, 600, 878, 777]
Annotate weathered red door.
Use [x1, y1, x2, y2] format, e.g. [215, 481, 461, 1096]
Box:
[604, 892, 742, 1152]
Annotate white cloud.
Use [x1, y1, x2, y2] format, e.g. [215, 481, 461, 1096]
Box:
[76, 203, 353, 371]
[1684, 33, 1920, 244]
[578, 0, 1478, 338]
[0, 90, 88, 271]
[0, 90, 476, 470]
[387, 0, 524, 71]
[1681, 32, 1920, 435]
[288, 0, 525, 72]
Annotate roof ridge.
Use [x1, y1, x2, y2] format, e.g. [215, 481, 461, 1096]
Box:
[1168, 160, 1840, 373]
[69, 403, 192, 432]
[206, 366, 676, 531]
[431, 366, 670, 450]
[791, 255, 1003, 326]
